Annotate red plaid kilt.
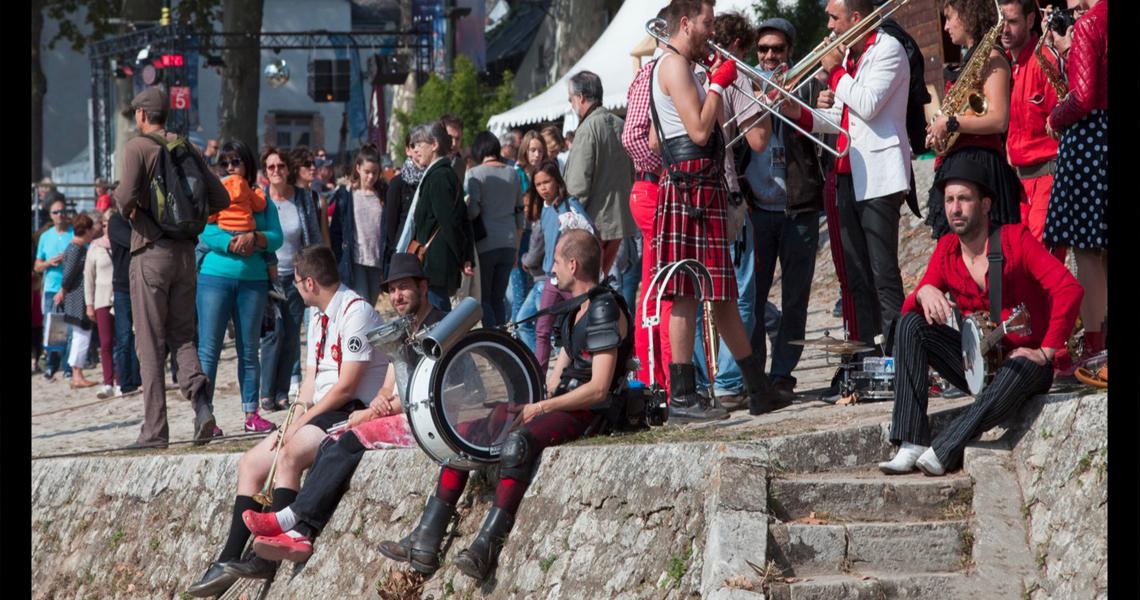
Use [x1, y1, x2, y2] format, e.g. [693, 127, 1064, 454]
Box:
[653, 158, 736, 301]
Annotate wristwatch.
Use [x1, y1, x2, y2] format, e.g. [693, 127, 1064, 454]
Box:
[946, 115, 960, 133]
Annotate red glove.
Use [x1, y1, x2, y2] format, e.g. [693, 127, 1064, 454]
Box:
[709, 58, 737, 90]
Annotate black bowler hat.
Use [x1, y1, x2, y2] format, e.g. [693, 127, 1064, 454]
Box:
[382, 253, 427, 292]
[934, 157, 996, 201]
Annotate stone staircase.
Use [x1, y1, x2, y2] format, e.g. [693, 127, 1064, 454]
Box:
[761, 441, 1038, 600]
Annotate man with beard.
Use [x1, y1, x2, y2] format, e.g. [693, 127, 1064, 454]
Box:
[878, 159, 1081, 477]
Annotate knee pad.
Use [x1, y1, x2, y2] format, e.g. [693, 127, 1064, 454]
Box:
[499, 430, 538, 484]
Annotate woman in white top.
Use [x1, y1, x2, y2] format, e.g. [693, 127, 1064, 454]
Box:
[329, 145, 388, 307]
[84, 208, 117, 398]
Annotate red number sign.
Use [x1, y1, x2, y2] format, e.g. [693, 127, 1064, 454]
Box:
[170, 86, 191, 110]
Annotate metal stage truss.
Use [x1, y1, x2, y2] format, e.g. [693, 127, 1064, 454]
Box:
[88, 26, 434, 179]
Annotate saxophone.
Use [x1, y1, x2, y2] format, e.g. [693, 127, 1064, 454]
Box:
[931, 0, 1004, 156]
[1036, 10, 1069, 100]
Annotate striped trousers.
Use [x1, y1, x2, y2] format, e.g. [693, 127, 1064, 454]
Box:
[889, 312, 1053, 470]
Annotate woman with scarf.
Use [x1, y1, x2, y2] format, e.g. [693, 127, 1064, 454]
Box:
[83, 208, 119, 398]
[383, 135, 423, 277]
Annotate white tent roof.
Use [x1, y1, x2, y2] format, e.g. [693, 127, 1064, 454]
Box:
[486, 0, 757, 135]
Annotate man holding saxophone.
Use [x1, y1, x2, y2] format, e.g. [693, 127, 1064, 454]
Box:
[188, 246, 390, 597]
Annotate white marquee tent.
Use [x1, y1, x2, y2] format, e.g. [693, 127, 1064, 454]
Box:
[486, 0, 758, 135]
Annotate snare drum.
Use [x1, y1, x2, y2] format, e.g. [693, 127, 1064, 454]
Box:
[405, 329, 543, 470]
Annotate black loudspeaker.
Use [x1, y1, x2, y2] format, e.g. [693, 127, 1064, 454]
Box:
[368, 53, 411, 85]
[308, 59, 351, 102]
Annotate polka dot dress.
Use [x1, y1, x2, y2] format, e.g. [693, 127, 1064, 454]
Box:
[1044, 110, 1108, 250]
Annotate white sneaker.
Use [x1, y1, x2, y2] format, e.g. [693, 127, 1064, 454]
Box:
[878, 442, 928, 474]
[915, 447, 946, 476]
[97, 384, 115, 399]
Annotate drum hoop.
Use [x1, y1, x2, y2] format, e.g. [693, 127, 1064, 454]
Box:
[428, 329, 543, 465]
[962, 317, 986, 394]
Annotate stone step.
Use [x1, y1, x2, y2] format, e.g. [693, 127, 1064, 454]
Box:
[766, 572, 967, 600]
[769, 520, 970, 576]
[769, 471, 973, 523]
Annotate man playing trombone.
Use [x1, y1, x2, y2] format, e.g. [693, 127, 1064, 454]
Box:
[648, 0, 785, 416]
[188, 246, 391, 597]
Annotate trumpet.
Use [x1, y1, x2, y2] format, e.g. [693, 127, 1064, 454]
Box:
[644, 18, 848, 157]
[253, 401, 305, 507]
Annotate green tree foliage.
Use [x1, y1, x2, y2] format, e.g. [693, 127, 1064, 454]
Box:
[44, 0, 221, 52]
[752, 0, 829, 63]
[393, 57, 517, 162]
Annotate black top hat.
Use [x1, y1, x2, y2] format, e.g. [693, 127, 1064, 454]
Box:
[382, 253, 427, 292]
[934, 157, 996, 201]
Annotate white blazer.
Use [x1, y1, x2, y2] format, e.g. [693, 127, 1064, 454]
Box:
[812, 31, 912, 200]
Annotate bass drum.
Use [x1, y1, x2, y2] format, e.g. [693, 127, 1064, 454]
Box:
[405, 329, 543, 470]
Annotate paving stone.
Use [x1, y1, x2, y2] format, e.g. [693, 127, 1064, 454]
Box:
[845, 521, 967, 573]
[770, 474, 973, 522]
[962, 447, 1039, 599]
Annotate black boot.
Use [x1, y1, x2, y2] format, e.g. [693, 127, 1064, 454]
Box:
[186, 561, 237, 597]
[738, 354, 789, 415]
[222, 554, 279, 579]
[377, 496, 455, 575]
[667, 363, 728, 423]
[192, 387, 216, 446]
[454, 507, 515, 581]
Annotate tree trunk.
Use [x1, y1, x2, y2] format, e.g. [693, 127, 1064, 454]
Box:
[218, 0, 264, 150]
[31, 0, 46, 183]
[113, 0, 162, 181]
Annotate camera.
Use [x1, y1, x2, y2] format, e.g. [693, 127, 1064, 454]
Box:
[1048, 8, 1077, 35]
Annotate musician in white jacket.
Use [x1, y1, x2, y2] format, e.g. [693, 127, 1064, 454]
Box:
[787, 0, 911, 350]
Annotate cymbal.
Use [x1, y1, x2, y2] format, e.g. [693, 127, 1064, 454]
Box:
[788, 334, 843, 347]
[817, 341, 873, 355]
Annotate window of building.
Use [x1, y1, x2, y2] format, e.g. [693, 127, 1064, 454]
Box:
[269, 112, 316, 150]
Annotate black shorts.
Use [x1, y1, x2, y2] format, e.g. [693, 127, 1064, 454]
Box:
[307, 399, 368, 432]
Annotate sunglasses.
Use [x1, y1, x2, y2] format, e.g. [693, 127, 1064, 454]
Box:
[301, 161, 314, 168]
[757, 44, 787, 54]
[51, 210, 66, 215]
[220, 158, 243, 169]
[266, 163, 287, 172]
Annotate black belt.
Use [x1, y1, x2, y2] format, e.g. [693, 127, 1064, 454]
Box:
[1015, 159, 1056, 179]
[662, 135, 718, 162]
[635, 171, 660, 184]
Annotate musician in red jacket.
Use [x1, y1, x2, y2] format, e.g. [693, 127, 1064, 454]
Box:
[879, 158, 1082, 477]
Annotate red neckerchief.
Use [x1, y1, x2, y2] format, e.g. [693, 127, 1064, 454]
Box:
[315, 296, 365, 374]
[835, 31, 878, 174]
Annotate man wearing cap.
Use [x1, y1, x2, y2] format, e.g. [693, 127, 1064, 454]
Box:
[187, 245, 403, 595]
[113, 86, 229, 448]
[192, 253, 443, 587]
[878, 159, 1082, 477]
[737, 17, 829, 403]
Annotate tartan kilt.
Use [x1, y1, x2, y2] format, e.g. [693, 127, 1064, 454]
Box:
[653, 158, 736, 301]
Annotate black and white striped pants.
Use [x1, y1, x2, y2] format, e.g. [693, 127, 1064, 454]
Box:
[889, 312, 1053, 470]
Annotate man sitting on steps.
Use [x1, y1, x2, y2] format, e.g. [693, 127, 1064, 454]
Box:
[879, 159, 1081, 477]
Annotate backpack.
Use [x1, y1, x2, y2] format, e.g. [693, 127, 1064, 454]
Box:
[144, 133, 210, 240]
[879, 19, 933, 158]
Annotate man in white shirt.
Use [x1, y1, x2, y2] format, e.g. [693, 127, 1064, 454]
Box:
[188, 245, 388, 596]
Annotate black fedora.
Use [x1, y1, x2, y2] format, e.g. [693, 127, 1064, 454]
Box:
[382, 253, 427, 292]
[934, 157, 996, 201]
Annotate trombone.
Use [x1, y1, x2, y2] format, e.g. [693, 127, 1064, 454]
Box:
[253, 401, 305, 507]
[644, 18, 849, 158]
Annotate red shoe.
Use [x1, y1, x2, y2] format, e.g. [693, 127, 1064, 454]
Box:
[242, 509, 284, 537]
[253, 533, 313, 563]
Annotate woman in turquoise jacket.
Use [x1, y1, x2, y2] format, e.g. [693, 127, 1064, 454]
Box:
[197, 140, 284, 434]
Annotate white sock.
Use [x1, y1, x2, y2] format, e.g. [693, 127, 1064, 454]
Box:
[276, 507, 298, 532]
[285, 530, 306, 539]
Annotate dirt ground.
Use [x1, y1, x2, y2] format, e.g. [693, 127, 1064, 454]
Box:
[31, 162, 946, 459]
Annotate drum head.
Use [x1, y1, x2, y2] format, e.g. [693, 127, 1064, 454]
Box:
[962, 318, 985, 395]
[429, 329, 543, 465]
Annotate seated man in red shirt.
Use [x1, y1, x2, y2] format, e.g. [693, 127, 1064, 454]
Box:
[879, 158, 1082, 477]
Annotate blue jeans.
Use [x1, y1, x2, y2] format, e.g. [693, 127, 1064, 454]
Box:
[609, 235, 642, 311]
[695, 218, 756, 395]
[478, 247, 516, 328]
[514, 278, 543, 350]
[428, 286, 452, 314]
[112, 290, 141, 392]
[196, 274, 268, 413]
[507, 265, 533, 323]
[260, 277, 305, 404]
[41, 291, 72, 377]
[751, 209, 819, 383]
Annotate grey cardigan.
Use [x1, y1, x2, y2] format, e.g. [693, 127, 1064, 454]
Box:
[465, 163, 524, 254]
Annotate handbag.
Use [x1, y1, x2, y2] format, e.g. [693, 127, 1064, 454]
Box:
[406, 228, 439, 262]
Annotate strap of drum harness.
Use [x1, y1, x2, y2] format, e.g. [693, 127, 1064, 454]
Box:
[504, 278, 619, 330]
[987, 227, 1003, 324]
[647, 56, 722, 194]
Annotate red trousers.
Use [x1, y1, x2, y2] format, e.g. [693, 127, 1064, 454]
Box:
[1018, 174, 1066, 262]
[630, 179, 672, 389]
